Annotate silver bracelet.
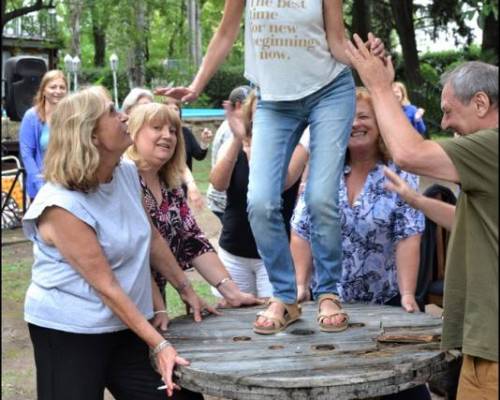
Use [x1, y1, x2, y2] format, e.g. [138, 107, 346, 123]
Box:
[215, 277, 232, 289]
[153, 310, 168, 315]
[152, 339, 171, 356]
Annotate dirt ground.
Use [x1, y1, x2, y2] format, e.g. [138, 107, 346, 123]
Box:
[1, 184, 451, 399]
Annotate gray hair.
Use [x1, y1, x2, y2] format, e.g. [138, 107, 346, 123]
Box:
[229, 85, 252, 105]
[440, 61, 498, 107]
[121, 87, 154, 114]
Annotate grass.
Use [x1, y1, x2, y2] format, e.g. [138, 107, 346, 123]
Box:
[165, 279, 218, 318]
[191, 147, 212, 195]
[1, 261, 32, 303]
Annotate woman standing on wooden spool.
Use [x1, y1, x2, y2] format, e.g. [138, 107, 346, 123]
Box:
[156, 1, 386, 334]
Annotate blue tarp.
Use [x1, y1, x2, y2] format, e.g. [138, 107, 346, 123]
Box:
[182, 108, 225, 119]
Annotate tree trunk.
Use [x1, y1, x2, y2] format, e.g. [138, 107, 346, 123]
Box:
[90, 0, 109, 67]
[67, 0, 84, 58]
[167, 1, 186, 58]
[371, 0, 393, 51]
[187, 0, 202, 67]
[351, 0, 371, 41]
[389, 0, 423, 95]
[93, 27, 106, 67]
[127, 1, 146, 88]
[481, 11, 498, 63]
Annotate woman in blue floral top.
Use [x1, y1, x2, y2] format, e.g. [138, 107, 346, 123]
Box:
[291, 87, 425, 312]
[291, 88, 430, 400]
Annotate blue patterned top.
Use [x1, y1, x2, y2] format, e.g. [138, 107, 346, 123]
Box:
[291, 161, 425, 304]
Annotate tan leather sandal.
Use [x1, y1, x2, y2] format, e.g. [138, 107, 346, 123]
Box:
[317, 293, 349, 332]
[253, 297, 302, 335]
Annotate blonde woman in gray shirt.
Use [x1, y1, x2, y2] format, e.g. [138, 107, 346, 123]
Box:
[23, 86, 212, 400]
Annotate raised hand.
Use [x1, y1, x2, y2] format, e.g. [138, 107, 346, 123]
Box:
[346, 33, 395, 92]
[200, 128, 214, 146]
[223, 100, 247, 142]
[366, 32, 385, 59]
[383, 166, 419, 207]
[415, 108, 425, 121]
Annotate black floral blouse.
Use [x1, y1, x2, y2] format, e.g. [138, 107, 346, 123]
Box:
[139, 175, 214, 295]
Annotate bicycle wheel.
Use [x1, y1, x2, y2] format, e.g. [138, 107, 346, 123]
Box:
[1, 191, 22, 230]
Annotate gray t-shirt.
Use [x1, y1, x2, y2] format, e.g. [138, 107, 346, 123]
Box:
[23, 159, 154, 334]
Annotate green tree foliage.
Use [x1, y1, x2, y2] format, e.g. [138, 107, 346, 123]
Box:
[2, 0, 55, 31]
[6, 0, 496, 113]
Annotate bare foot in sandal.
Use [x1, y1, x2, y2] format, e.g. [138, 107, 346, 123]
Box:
[317, 294, 349, 332]
[254, 301, 286, 329]
[253, 297, 301, 335]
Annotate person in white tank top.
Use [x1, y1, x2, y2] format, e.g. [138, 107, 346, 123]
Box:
[156, 1, 386, 335]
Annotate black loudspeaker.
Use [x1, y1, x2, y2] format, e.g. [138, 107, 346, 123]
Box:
[4, 56, 48, 121]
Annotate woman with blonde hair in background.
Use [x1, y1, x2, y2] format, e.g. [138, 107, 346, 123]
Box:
[19, 69, 68, 201]
[392, 81, 427, 137]
[23, 86, 214, 399]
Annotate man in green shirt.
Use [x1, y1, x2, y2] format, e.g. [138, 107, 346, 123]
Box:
[346, 40, 498, 400]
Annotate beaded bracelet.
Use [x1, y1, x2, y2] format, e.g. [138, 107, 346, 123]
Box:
[152, 339, 171, 356]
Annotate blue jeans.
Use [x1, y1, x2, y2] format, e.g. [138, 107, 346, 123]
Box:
[247, 68, 356, 303]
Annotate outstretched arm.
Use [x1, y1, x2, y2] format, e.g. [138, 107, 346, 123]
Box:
[148, 221, 220, 321]
[384, 167, 456, 231]
[156, 1, 244, 102]
[191, 252, 264, 307]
